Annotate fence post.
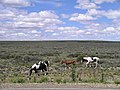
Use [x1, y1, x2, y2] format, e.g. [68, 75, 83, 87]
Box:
[78, 68, 82, 81]
[71, 64, 76, 82]
[93, 68, 96, 78]
[33, 74, 36, 83]
[100, 68, 104, 83]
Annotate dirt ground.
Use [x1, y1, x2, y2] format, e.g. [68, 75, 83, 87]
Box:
[1, 83, 120, 90]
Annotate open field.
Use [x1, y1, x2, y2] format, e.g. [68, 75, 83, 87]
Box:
[0, 41, 120, 84]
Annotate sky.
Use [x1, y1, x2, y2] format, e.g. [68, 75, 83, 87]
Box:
[0, 0, 120, 41]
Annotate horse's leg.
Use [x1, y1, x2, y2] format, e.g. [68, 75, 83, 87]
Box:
[29, 68, 34, 80]
[37, 71, 40, 76]
[34, 69, 39, 76]
[46, 67, 49, 75]
[64, 64, 67, 70]
[89, 63, 91, 67]
[66, 64, 70, 69]
[41, 69, 45, 75]
[68, 66, 71, 69]
[86, 62, 89, 68]
[29, 68, 33, 76]
[64, 66, 67, 70]
[94, 62, 98, 68]
[43, 67, 48, 75]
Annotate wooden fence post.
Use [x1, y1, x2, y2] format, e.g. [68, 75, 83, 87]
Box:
[78, 68, 82, 81]
[100, 68, 104, 83]
[71, 64, 76, 82]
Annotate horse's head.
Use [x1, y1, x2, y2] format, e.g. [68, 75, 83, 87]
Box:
[44, 60, 50, 67]
[93, 57, 100, 61]
[81, 57, 89, 63]
[81, 58, 84, 63]
[61, 60, 64, 64]
[38, 61, 42, 65]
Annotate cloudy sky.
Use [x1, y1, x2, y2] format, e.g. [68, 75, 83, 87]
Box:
[0, 0, 120, 41]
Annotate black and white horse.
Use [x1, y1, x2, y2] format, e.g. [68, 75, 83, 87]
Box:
[81, 57, 100, 68]
[29, 60, 50, 76]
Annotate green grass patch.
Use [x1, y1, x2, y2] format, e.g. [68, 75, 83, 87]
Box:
[10, 77, 26, 83]
[37, 76, 49, 83]
[114, 80, 120, 84]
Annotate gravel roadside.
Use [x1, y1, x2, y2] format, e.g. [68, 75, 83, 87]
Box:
[0, 83, 120, 90]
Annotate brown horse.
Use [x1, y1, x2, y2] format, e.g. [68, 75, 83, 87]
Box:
[61, 60, 76, 65]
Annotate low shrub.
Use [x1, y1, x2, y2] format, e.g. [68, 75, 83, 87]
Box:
[63, 79, 67, 83]
[114, 80, 120, 84]
[11, 77, 25, 83]
[55, 77, 63, 84]
[37, 76, 49, 83]
[81, 78, 99, 83]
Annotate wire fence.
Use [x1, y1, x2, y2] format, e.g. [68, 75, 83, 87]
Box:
[24, 65, 120, 84]
[1, 64, 120, 84]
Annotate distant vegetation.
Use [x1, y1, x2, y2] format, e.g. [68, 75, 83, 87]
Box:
[0, 41, 120, 84]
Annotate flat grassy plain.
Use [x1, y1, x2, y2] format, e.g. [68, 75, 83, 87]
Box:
[0, 41, 120, 84]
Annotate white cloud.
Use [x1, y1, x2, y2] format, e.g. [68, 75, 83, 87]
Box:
[12, 32, 27, 36]
[0, 10, 15, 20]
[0, 31, 6, 34]
[58, 26, 79, 31]
[0, 10, 63, 40]
[75, 0, 116, 10]
[69, 8, 120, 24]
[57, 26, 85, 37]
[31, 30, 39, 34]
[69, 13, 96, 22]
[61, 14, 70, 18]
[0, 7, 27, 20]
[103, 27, 115, 32]
[1, 7, 119, 40]
[94, 0, 116, 4]
[52, 33, 59, 36]
[12, 11, 63, 29]
[87, 9, 98, 15]
[0, 0, 119, 40]
[75, 0, 98, 10]
[116, 26, 120, 31]
[103, 26, 120, 35]
[45, 30, 54, 32]
[14, 11, 59, 22]
[0, 0, 30, 7]
[38, 11, 59, 19]
[34, 0, 62, 7]
[104, 10, 120, 19]
[87, 9, 105, 17]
